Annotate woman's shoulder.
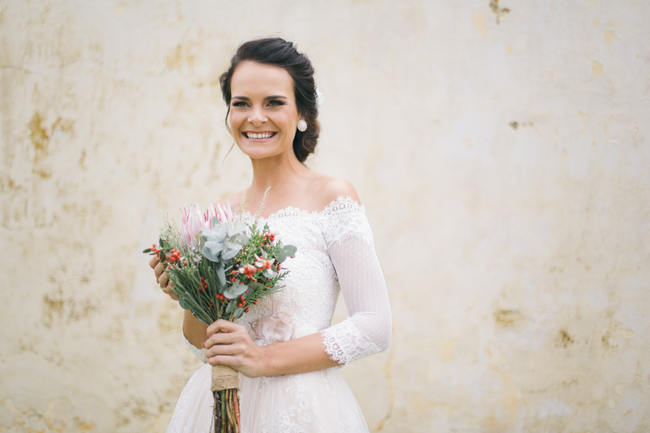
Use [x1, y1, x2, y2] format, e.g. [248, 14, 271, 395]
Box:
[310, 173, 361, 210]
[311, 175, 373, 246]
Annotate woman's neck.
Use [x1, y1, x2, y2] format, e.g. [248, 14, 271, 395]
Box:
[245, 151, 312, 210]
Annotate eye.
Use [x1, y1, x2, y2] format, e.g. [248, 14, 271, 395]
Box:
[232, 101, 249, 108]
[267, 99, 285, 107]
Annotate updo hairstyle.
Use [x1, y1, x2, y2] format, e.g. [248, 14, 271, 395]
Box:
[219, 38, 320, 163]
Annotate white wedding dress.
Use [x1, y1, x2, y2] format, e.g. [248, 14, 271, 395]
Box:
[165, 196, 392, 433]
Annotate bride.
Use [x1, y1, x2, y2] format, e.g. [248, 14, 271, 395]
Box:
[150, 37, 392, 433]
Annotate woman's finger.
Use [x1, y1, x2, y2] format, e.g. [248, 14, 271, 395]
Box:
[149, 256, 160, 269]
[207, 355, 237, 368]
[154, 262, 166, 279]
[162, 286, 179, 300]
[206, 343, 245, 358]
[158, 272, 169, 288]
[204, 331, 238, 348]
[206, 319, 240, 336]
[207, 331, 238, 344]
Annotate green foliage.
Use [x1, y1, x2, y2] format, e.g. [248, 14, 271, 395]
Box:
[148, 217, 296, 325]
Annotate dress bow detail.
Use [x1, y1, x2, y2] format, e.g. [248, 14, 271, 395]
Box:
[251, 312, 295, 345]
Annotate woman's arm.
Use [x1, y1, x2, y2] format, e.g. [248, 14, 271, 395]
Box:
[183, 309, 208, 349]
[203, 320, 338, 377]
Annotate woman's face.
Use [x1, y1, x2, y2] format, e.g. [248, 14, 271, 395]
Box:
[228, 60, 300, 161]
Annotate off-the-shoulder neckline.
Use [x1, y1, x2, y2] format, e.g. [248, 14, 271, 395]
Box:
[239, 195, 364, 221]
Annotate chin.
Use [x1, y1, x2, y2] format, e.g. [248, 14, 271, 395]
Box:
[237, 141, 290, 161]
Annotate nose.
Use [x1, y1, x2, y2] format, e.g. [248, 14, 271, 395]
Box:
[247, 106, 267, 125]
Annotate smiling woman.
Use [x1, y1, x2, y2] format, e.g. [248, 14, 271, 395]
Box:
[219, 38, 320, 164]
[153, 38, 392, 433]
[227, 61, 301, 161]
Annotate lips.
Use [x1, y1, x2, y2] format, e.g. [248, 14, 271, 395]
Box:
[243, 131, 277, 139]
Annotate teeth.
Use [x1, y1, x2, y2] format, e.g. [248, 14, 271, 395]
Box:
[247, 132, 273, 139]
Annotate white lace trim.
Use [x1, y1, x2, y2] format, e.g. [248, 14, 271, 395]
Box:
[183, 331, 207, 363]
[239, 195, 364, 221]
[320, 199, 374, 249]
[321, 319, 381, 365]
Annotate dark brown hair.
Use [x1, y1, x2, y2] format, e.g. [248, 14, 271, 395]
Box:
[220, 38, 320, 163]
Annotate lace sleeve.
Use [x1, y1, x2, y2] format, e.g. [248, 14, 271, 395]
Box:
[319, 198, 392, 364]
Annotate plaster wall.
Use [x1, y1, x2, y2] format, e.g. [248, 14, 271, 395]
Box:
[1, 1, 649, 432]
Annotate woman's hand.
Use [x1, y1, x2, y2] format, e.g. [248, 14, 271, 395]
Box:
[149, 255, 178, 301]
[204, 319, 268, 378]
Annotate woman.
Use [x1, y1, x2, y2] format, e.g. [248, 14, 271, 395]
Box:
[151, 38, 392, 433]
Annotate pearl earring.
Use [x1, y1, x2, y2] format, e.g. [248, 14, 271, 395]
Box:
[297, 119, 307, 132]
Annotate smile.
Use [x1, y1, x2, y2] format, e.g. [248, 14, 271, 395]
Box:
[243, 131, 277, 140]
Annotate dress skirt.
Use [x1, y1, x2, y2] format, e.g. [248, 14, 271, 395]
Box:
[165, 363, 370, 433]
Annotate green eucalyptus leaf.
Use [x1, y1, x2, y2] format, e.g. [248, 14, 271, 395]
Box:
[222, 241, 242, 260]
[263, 269, 277, 279]
[225, 301, 234, 314]
[215, 263, 226, 288]
[229, 233, 248, 245]
[283, 245, 297, 257]
[276, 245, 296, 263]
[201, 224, 228, 243]
[202, 240, 224, 262]
[224, 282, 248, 299]
[233, 307, 244, 319]
[227, 221, 247, 237]
[248, 282, 264, 292]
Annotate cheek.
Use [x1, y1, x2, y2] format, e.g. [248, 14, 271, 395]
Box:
[277, 112, 297, 131]
[229, 112, 245, 130]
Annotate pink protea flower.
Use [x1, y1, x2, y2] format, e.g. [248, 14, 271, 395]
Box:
[204, 204, 217, 225]
[203, 202, 234, 227]
[181, 202, 234, 247]
[181, 204, 205, 247]
[216, 202, 234, 224]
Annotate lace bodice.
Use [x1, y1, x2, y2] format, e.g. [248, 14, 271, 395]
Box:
[184, 195, 392, 365]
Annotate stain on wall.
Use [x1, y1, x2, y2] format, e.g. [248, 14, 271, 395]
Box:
[494, 309, 524, 327]
[489, 0, 510, 24]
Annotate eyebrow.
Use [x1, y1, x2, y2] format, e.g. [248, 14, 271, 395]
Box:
[232, 95, 288, 101]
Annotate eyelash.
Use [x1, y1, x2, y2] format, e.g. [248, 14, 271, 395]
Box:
[232, 100, 285, 108]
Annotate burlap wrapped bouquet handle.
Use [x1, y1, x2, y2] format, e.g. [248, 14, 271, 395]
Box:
[211, 364, 239, 391]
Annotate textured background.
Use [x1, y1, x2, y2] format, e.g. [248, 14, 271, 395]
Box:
[1, 1, 649, 432]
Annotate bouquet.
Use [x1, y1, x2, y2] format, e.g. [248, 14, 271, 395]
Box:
[144, 202, 296, 433]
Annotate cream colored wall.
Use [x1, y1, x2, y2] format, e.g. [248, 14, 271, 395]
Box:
[1, 1, 648, 432]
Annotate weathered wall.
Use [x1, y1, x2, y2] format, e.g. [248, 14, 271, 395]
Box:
[1, 1, 648, 432]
